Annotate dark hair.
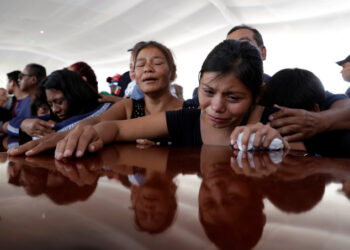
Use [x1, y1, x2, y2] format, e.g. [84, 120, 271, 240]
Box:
[227, 25, 264, 46]
[199, 179, 265, 250]
[41, 69, 100, 120]
[7, 70, 21, 85]
[45, 177, 97, 205]
[106, 76, 113, 83]
[26, 63, 47, 84]
[133, 174, 177, 234]
[260, 68, 326, 111]
[9, 164, 97, 205]
[133, 41, 177, 81]
[264, 175, 326, 213]
[69, 61, 98, 92]
[199, 39, 263, 102]
[31, 96, 48, 116]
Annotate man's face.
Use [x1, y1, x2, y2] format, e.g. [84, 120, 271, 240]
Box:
[226, 28, 266, 60]
[341, 62, 350, 82]
[18, 66, 35, 92]
[7, 78, 15, 94]
[109, 84, 117, 95]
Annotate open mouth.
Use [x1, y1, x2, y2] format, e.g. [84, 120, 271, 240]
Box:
[142, 77, 157, 83]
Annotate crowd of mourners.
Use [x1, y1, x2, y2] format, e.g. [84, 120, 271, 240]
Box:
[1, 25, 350, 158]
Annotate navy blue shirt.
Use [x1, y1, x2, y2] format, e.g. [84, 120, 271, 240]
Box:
[325, 91, 347, 109]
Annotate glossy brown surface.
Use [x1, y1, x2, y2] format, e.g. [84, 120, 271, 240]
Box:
[1, 143, 350, 250]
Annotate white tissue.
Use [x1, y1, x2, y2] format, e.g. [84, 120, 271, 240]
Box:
[236, 132, 284, 151]
[236, 150, 283, 169]
[237, 151, 255, 169]
[268, 151, 283, 164]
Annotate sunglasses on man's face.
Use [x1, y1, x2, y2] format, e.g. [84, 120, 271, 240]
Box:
[109, 82, 118, 87]
[18, 73, 33, 80]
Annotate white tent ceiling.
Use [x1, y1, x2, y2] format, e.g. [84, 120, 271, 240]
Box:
[1, 0, 350, 98]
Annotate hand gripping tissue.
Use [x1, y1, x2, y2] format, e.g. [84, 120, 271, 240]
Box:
[236, 132, 284, 151]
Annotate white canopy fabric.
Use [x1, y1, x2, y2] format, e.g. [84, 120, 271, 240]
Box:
[1, 0, 349, 98]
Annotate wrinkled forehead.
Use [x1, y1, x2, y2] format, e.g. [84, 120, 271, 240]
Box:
[227, 28, 258, 47]
[200, 71, 238, 84]
[137, 46, 166, 60]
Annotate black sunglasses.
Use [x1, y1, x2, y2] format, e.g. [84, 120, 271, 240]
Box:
[18, 72, 33, 79]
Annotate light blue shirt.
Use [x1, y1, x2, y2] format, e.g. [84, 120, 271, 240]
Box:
[131, 85, 144, 100]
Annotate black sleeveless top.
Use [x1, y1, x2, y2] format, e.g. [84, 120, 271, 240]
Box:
[130, 98, 199, 145]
